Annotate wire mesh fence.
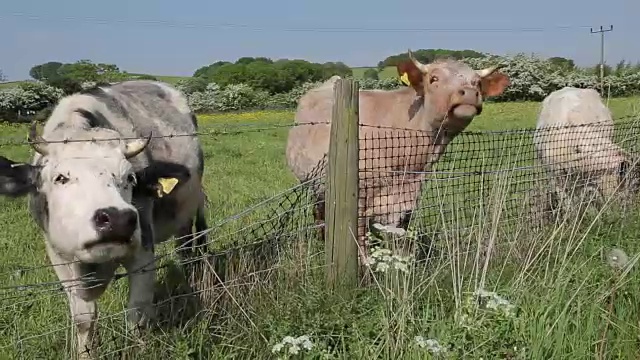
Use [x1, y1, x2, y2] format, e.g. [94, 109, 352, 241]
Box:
[0, 114, 639, 358]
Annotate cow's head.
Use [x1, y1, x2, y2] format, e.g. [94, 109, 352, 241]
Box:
[0, 123, 189, 263]
[397, 49, 510, 129]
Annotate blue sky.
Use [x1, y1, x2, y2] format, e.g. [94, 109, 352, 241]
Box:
[1, 0, 636, 81]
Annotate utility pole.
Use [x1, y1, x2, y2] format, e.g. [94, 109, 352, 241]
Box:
[590, 25, 613, 92]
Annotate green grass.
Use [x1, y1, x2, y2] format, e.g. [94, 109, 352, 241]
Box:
[351, 66, 398, 80]
[0, 81, 32, 89]
[0, 98, 640, 359]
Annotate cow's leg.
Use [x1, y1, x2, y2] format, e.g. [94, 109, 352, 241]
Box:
[45, 243, 112, 360]
[176, 219, 195, 260]
[176, 201, 208, 259]
[194, 202, 208, 256]
[122, 248, 156, 335]
[133, 197, 155, 253]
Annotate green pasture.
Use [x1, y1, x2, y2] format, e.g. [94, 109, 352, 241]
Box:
[351, 66, 398, 80]
[0, 97, 640, 359]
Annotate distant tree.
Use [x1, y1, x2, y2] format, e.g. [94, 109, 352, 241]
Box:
[363, 68, 379, 80]
[46, 77, 83, 95]
[548, 57, 575, 72]
[56, 60, 127, 83]
[0, 69, 6, 82]
[175, 77, 209, 94]
[29, 61, 63, 81]
[193, 61, 232, 78]
[133, 74, 158, 80]
[194, 57, 335, 94]
[320, 62, 352, 78]
[591, 63, 613, 77]
[377, 49, 486, 69]
[235, 57, 273, 65]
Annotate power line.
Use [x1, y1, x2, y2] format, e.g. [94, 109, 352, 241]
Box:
[2, 12, 594, 33]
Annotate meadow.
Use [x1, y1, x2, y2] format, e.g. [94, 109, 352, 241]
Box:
[1, 96, 640, 359]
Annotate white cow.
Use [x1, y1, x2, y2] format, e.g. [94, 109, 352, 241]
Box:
[0, 80, 208, 358]
[532, 87, 639, 217]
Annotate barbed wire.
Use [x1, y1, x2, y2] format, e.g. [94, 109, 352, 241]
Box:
[0, 115, 636, 149]
[2, 113, 640, 358]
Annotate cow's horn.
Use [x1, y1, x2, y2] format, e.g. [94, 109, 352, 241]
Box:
[27, 121, 49, 156]
[123, 132, 152, 159]
[408, 49, 430, 73]
[476, 65, 502, 78]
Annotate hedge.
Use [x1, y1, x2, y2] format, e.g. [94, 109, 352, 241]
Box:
[1, 53, 639, 119]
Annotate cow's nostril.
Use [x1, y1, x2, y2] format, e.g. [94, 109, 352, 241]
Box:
[458, 89, 466, 96]
[93, 210, 111, 228]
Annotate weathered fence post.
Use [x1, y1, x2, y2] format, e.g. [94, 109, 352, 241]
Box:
[325, 78, 360, 289]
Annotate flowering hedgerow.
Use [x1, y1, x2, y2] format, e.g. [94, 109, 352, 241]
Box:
[1, 53, 638, 117]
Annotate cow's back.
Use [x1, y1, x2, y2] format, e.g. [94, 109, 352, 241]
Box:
[286, 77, 423, 183]
[101, 80, 202, 175]
[534, 86, 619, 176]
[106, 81, 205, 242]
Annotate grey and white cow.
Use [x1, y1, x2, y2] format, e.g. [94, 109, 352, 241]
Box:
[0, 80, 208, 358]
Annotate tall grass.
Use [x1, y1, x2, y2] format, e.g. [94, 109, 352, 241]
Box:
[1, 101, 640, 359]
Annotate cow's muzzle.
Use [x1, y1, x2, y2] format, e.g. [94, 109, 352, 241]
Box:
[450, 87, 483, 120]
[85, 207, 138, 248]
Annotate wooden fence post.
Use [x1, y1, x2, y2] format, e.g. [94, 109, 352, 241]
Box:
[325, 78, 360, 289]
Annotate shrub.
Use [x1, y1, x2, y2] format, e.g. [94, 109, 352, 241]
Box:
[2, 54, 639, 118]
[363, 68, 379, 80]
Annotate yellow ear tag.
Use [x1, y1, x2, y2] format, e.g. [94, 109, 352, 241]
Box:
[156, 177, 179, 198]
[400, 72, 410, 86]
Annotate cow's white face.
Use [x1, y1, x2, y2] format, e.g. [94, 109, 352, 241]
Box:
[37, 143, 141, 263]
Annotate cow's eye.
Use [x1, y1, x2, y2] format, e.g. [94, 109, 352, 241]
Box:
[54, 174, 69, 184]
[127, 174, 137, 185]
[429, 75, 439, 84]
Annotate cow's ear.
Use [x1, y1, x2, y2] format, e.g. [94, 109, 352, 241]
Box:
[480, 71, 510, 98]
[133, 161, 191, 198]
[0, 156, 39, 197]
[396, 60, 424, 95]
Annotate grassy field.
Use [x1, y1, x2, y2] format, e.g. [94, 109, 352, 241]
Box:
[1, 97, 640, 359]
[351, 66, 398, 80]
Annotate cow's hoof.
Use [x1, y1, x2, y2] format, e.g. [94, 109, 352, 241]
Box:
[77, 346, 97, 360]
[126, 305, 156, 331]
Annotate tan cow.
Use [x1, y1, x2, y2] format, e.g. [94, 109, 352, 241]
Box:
[286, 50, 510, 265]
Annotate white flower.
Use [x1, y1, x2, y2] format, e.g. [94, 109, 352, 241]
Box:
[272, 343, 284, 353]
[271, 335, 314, 356]
[288, 344, 300, 355]
[415, 336, 446, 354]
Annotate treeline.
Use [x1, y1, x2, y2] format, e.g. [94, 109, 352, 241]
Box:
[376, 49, 486, 69]
[28, 60, 157, 95]
[1, 51, 640, 121]
[192, 57, 352, 94]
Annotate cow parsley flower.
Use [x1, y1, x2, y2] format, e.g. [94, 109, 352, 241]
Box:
[271, 335, 314, 356]
[474, 288, 515, 316]
[364, 245, 413, 274]
[415, 336, 446, 354]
